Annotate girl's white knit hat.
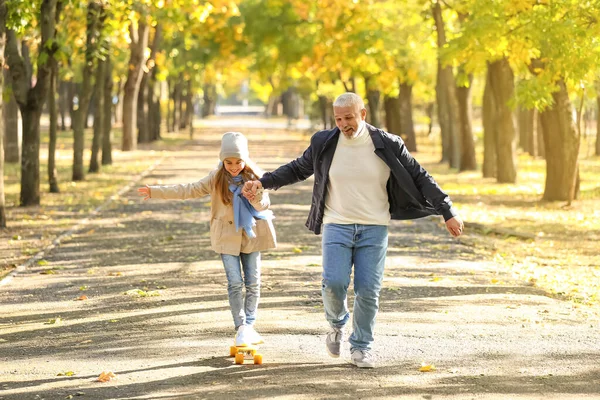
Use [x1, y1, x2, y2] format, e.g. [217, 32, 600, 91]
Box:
[219, 132, 249, 161]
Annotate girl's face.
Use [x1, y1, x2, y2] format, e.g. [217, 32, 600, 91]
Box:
[223, 157, 245, 177]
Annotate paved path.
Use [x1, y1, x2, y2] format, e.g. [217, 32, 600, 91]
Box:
[1, 130, 599, 400]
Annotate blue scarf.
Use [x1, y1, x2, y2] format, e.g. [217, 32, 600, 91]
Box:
[229, 175, 273, 238]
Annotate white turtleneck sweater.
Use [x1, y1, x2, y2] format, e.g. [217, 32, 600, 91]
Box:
[323, 123, 391, 226]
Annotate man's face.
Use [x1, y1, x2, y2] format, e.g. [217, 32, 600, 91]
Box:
[334, 105, 367, 138]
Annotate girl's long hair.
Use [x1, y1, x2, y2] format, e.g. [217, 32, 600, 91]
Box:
[214, 159, 264, 206]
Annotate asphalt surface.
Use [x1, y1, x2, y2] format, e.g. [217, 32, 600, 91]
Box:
[1, 129, 599, 400]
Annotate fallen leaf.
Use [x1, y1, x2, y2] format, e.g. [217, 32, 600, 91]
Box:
[419, 362, 436, 372]
[40, 270, 56, 275]
[292, 247, 303, 254]
[96, 371, 116, 382]
[76, 295, 88, 301]
[45, 317, 62, 325]
[57, 371, 75, 377]
[124, 289, 159, 297]
[108, 272, 123, 277]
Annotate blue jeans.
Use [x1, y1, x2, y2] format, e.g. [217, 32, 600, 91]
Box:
[321, 224, 388, 350]
[220, 252, 261, 330]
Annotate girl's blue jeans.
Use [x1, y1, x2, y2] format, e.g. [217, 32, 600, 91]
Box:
[220, 251, 261, 330]
[321, 223, 388, 350]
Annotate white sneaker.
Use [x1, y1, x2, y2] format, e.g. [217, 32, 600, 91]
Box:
[235, 325, 250, 347]
[326, 328, 343, 358]
[245, 325, 264, 345]
[350, 348, 375, 368]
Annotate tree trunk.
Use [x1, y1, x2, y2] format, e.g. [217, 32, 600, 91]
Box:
[89, 56, 105, 173]
[58, 80, 68, 130]
[318, 95, 330, 129]
[537, 112, 545, 159]
[72, 0, 103, 181]
[5, 0, 59, 206]
[3, 69, 19, 163]
[436, 62, 451, 163]
[482, 68, 497, 178]
[399, 83, 417, 152]
[137, 25, 160, 144]
[149, 74, 161, 141]
[596, 90, 600, 156]
[101, 55, 113, 165]
[456, 73, 476, 171]
[171, 78, 181, 132]
[85, 90, 94, 129]
[186, 79, 193, 138]
[67, 80, 75, 129]
[166, 79, 172, 131]
[488, 58, 517, 183]
[0, 0, 6, 227]
[384, 95, 401, 136]
[179, 75, 186, 130]
[364, 74, 381, 128]
[517, 107, 534, 156]
[137, 70, 149, 143]
[202, 82, 216, 118]
[433, 2, 461, 169]
[122, 17, 149, 151]
[48, 56, 60, 193]
[366, 89, 381, 127]
[539, 79, 580, 202]
[426, 103, 434, 136]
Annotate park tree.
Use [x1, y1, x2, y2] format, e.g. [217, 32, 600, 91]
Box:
[0, 0, 6, 227]
[513, 1, 599, 201]
[121, 5, 149, 151]
[597, 80, 600, 157]
[452, 0, 600, 198]
[3, 69, 19, 164]
[47, 2, 63, 192]
[432, 0, 461, 169]
[375, 0, 438, 152]
[5, 0, 61, 206]
[240, 0, 315, 118]
[72, 0, 105, 180]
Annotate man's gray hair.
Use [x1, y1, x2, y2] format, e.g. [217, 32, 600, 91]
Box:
[333, 92, 365, 110]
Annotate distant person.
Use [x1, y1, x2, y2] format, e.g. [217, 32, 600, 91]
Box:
[138, 132, 276, 347]
[242, 92, 463, 368]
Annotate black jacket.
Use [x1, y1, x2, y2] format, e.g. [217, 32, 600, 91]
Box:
[259, 124, 458, 235]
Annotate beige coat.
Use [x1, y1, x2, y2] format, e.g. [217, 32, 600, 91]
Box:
[149, 169, 276, 256]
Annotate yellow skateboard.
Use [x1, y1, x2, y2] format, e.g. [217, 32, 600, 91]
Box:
[229, 344, 263, 365]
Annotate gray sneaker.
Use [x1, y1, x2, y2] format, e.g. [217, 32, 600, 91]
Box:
[325, 328, 343, 358]
[350, 348, 375, 368]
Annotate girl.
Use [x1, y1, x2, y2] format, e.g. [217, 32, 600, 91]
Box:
[138, 132, 276, 347]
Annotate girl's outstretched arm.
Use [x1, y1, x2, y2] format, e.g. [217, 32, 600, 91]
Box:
[147, 172, 214, 200]
[138, 186, 151, 200]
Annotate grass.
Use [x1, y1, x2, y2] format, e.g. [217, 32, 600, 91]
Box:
[0, 123, 191, 280]
[416, 130, 600, 307]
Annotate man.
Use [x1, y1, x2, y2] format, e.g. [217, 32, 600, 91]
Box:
[243, 92, 463, 368]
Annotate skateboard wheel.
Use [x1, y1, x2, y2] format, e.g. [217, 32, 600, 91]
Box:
[230, 346, 237, 357]
[253, 354, 263, 365]
[235, 353, 244, 364]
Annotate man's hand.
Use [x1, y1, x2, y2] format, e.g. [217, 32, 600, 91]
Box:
[242, 180, 262, 201]
[445, 216, 464, 237]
